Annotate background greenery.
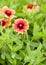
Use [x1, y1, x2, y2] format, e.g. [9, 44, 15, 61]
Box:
[0, 0, 46, 65]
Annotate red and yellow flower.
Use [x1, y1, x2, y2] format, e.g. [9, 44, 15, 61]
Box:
[2, 6, 15, 19]
[24, 2, 39, 12]
[13, 19, 29, 34]
[0, 18, 11, 28]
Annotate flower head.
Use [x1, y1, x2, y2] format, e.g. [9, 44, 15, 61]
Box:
[25, 2, 39, 12]
[2, 6, 15, 19]
[27, 4, 33, 9]
[0, 18, 11, 28]
[13, 19, 29, 34]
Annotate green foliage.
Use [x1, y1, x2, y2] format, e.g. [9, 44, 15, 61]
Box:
[0, 0, 46, 65]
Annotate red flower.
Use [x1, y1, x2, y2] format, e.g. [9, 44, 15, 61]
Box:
[13, 19, 29, 34]
[27, 4, 33, 9]
[0, 18, 11, 28]
[2, 6, 15, 19]
[25, 2, 39, 12]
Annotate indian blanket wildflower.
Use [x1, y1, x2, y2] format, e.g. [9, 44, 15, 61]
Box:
[0, 18, 11, 28]
[24, 2, 39, 12]
[2, 6, 15, 19]
[13, 19, 29, 34]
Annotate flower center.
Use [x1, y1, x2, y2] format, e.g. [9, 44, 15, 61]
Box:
[0, 21, 1, 25]
[27, 4, 33, 9]
[2, 20, 6, 26]
[5, 10, 11, 16]
[18, 23, 24, 29]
